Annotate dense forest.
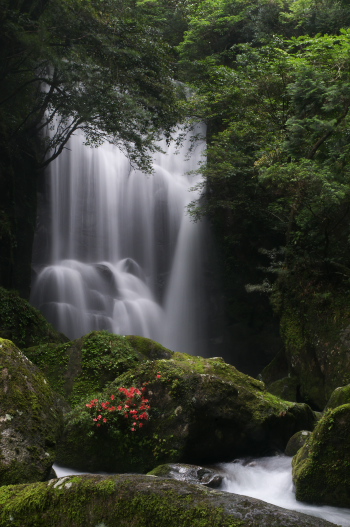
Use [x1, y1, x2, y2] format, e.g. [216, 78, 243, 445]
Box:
[2, 0, 350, 409]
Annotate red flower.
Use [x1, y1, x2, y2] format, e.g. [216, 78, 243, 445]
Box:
[111, 394, 115, 400]
[103, 418, 108, 423]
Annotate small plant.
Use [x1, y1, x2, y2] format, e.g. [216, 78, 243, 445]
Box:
[85, 373, 161, 433]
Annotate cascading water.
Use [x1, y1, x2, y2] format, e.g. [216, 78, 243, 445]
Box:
[31, 124, 213, 354]
[219, 456, 350, 526]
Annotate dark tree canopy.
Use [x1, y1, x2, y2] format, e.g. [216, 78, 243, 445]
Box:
[0, 0, 181, 170]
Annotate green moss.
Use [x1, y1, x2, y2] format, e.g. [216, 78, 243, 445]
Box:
[273, 273, 350, 409]
[0, 338, 62, 485]
[24, 331, 145, 406]
[0, 472, 332, 526]
[293, 403, 350, 507]
[56, 355, 315, 473]
[0, 287, 67, 348]
[325, 384, 350, 409]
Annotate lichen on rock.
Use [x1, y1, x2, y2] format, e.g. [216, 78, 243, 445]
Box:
[0, 338, 62, 486]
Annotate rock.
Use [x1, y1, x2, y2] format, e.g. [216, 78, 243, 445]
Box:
[0, 473, 336, 527]
[267, 376, 299, 403]
[0, 287, 67, 348]
[325, 384, 350, 410]
[292, 403, 350, 507]
[56, 353, 316, 473]
[147, 463, 223, 488]
[24, 331, 172, 406]
[0, 339, 63, 486]
[285, 431, 312, 457]
[268, 275, 350, 410]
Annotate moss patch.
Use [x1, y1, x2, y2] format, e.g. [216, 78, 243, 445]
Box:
[0, 473, 336, 527]
[0, 287, 67, 348]
[292, 403, 350, 507]
[56, 354, 315, 473]
[0, 338, 62, 485]
[24, 331, 152, 406]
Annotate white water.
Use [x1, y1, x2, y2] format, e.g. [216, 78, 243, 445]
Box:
[220, 456, 350, 526]
[31, 124, 212, 354]
[53, 456, 350, 525]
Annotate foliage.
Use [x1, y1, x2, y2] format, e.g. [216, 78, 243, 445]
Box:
[184, 29, 350, 298]
[0, 0, 181, 171]
[85, 384, 152, 431]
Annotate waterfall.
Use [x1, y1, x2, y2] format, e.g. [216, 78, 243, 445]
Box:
[31, 124, 214, 354]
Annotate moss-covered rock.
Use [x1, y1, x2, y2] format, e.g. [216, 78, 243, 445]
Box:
[285, 430, 312, 457]
[57, 353, 316, 473]
[24, 331, 169, 406]
[269, 274, 350, 410]
[0, 339, 63, 486]
[267, 376, 299, 403]
[292, 403, 350, 507]
[0, 473, 336, 527]
[325, 384, 350, 410]
[0, 287, 67, 348]
[147, 463, 222, 488]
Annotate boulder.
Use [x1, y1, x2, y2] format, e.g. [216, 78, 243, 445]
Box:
[56, 353, 316, 473]
[148, 463, 222, 488]
[325, 384, 350, 410]
[24, 331, 172, 406]
[285, 430, 312, 457]
[0, 339, 62, 485]
[267, 274, 350, 410]
[0, 287, 67, 348]
[292, 403, 350, 507]
[0, 473, 337, 527]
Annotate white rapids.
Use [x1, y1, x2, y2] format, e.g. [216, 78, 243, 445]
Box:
[219, 456, 350, 527]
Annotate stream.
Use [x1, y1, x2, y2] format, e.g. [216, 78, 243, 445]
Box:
[54, 455, 350, 526]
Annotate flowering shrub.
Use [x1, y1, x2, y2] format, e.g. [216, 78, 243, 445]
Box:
[85, 375, 161, 432]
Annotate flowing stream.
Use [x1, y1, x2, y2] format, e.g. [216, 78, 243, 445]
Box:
[31, 124, 215, 354]
[54, 456, 350, 526]
[219, 456, 350, 526]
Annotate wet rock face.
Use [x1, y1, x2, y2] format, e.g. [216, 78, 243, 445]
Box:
[285, 430, 312, 457]
[0, 473, 337, 527]
[56, 351, 316, 473]
[0, 338, 62, 486]
[293, 404, 350, 507]
[147, 463, 223, 488]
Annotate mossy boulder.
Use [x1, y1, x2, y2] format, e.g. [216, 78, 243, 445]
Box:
[57, 353, 316, 473]
[285, 430, 312, 457]
[24, 331, 171, 407]
[269, 274, 350, 410]
[0, 339, 63, 485]
[147, 463, 223, 488]
[292, 403, 350, 507]
[325, 384, 350, 410]
[0, 287, 67, 348]
[0, 473, 337, 527]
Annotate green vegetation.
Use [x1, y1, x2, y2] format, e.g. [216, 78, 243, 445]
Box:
[0, 472, 330, 527]
[0, 287, 67, 348]
[56, 351, 315, 473]
[24, 331, 152, 406]
[0, 338, 62, 485]
[292, 404, 350, 507]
